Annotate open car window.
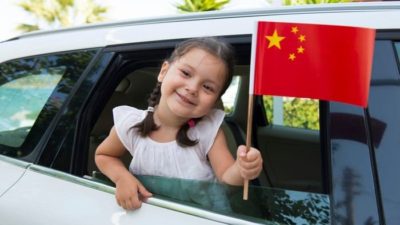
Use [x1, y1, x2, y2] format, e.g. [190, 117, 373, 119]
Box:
[86, 38, 330, 223]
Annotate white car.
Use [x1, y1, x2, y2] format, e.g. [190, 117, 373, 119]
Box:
[1, 2, 400, 225]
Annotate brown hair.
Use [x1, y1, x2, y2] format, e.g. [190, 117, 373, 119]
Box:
[134, 37, 235, 147]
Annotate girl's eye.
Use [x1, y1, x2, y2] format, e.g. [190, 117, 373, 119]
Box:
[203, 84, 215, 93]
[180, 69, 190, 77]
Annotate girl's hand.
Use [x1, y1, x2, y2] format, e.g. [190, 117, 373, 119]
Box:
[236, 145, 263, 180]
[115, 173, 152, 210]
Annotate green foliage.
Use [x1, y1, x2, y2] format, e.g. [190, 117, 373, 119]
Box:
[177, 0, 230, 12]
[284, 98, 319, 130]
[263, 96, 274, 123]
[16, 0, 108, 33]
[283, 0, 352, 6]
[263, 96, 319, 130]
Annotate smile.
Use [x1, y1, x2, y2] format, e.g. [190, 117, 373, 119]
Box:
[176, 92, 196, 106]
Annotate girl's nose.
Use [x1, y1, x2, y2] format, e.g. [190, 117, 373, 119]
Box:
[185, 80, 199, 96]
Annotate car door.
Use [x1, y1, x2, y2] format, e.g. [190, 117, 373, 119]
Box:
[65, 36, 331, 225]
[329, 31, 400, 225]
[0, 156, 28, 196]
[253, 30, 400, 225]
[0, 163, 233, 225]
[0, 50, 99, 198]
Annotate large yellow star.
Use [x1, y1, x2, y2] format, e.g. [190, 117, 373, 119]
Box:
[266, 30, 285, 49]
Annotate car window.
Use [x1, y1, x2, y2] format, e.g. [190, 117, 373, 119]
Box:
[0, 50, 97, 157]
[136, 175, 330, 225]
[0, 68, 64, 147]
[86, 38, 327, 222]
[366, 40, 400, 225]
[396, 42, 400, 63]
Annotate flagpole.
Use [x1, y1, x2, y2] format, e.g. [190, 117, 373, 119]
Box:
[243, 21, 258, 200]
[243, 94, 254, 200]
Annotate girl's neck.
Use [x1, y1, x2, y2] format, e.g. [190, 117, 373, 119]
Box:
[153, 106, 186, 129]
[150, 106, 185, 143]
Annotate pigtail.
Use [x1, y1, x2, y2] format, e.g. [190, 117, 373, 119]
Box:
[134, 82, 161, 136]
[134, 81, 199, 147]
[176, 118, 201, 147]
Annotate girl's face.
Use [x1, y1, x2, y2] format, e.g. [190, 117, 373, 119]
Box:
[157, 48, 227, 120]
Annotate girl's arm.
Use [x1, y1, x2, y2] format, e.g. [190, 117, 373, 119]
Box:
[208, 129, 263, 186]
[95, 127, 152, 209]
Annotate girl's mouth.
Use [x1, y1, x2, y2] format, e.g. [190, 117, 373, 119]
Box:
[176, 92, 195, 106]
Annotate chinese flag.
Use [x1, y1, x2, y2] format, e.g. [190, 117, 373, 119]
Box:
[252, 21, 375, 107]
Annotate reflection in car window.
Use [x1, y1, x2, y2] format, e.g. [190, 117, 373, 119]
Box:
[396, 42, 400, 64]
[0, 50, 97, 157]
[137, 175, 330, 225]
[0, 68, 64, 147]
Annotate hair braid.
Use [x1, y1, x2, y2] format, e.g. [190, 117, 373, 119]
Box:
[176, 118, 201, 147]
[133, 82, 161, 136]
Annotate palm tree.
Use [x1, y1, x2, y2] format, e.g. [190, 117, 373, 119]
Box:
[177, 0, 230, 13]
[16, 0, 108, 33]
[282, 0, 352, 5]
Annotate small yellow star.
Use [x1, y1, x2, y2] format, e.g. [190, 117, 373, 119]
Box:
[297, 46, 305, 54]
[289, 53, 296, 61]
[291, 26, 299, 34]
[266, 29, 285, 49]
[298, 35, 306, 42]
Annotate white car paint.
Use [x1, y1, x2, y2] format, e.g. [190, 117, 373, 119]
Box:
[0, 163, 261, 225]
[0, 156, 28, 196]
[1, 2, 400, 225]
[1, 2, 400, 63]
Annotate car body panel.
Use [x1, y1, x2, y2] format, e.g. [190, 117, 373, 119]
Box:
[1, 3, 400, 62]
[0, 155, 28, 196]
[1, 2, 400, 225]
[0, 163, 262, 225]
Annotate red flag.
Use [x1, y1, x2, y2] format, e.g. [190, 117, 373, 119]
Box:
[252, 21, 375, 107]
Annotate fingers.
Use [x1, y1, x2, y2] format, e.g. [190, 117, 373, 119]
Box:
[116, 190, 146, 210]
[237, 145, 261, 161]
[138, 183, 153, 198]
[118, 198, 140, 210]
[237, 145, 263, 180]
[115, 177, 152, 210]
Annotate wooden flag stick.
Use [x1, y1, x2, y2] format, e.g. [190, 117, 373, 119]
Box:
[243, 94, 255, 200]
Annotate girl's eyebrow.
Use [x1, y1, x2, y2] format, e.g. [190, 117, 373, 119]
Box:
[178, 62, 195, 71]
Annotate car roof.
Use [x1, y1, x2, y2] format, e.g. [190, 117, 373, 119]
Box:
[1, 2, 400, 62]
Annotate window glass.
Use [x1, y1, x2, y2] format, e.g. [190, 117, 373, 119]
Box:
[137, 175, 330, 225]
[0, 50, 97, 157]
[0, 68, 64, 147]
[367, 40, 400, 225]
[263, 96, 319, 130]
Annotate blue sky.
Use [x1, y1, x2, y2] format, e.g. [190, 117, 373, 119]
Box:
[0, 0, 272, 42]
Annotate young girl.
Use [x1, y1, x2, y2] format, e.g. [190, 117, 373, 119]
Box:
[95, 37, 263, 210]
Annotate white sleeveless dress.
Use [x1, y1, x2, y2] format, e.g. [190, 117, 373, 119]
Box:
[113, 106, 225, 181]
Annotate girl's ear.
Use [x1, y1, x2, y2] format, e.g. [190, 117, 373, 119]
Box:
[157, 61, 170, 82]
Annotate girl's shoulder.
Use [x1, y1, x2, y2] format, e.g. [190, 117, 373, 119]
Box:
[113, 105, 146, 125]
[202, 108, 225, 124]
[195, 108, 225, 132]
[191, 108, 225, 154]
